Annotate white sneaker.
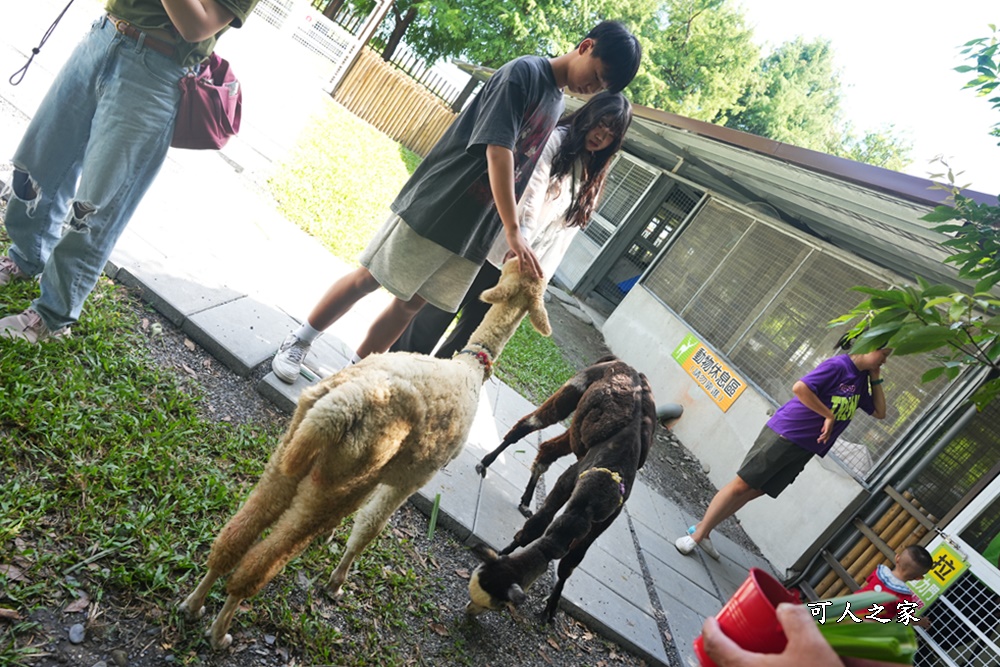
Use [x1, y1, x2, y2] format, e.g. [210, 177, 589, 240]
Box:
[674, 534, 697, 555]
[0, 308, 70, 343]
[272, 333, 311, 384]
[698, 535, 721, 560]
[0, 257, 29, 286]
[675, 526, 721, 560]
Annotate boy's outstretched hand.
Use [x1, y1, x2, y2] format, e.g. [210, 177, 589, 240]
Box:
[702, 603, 899, 667]
[505, 229, 543, 279]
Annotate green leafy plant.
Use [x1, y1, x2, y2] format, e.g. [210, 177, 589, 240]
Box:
[814, 592, 918, 665]
[0, 254, 454, 665]
[833, 29, 1000, 411]
[957, 25, 1000, 143]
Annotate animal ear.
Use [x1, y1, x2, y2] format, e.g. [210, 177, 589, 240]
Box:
[528, 299, 551, 336]
[507, 583, 526, 606]
[471, 542, 498, 562]
[482, 257, 522, 304]
[481, 279, 515, 305]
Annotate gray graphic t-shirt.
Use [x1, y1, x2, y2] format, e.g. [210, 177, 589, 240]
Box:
[390, 56, 565, 264]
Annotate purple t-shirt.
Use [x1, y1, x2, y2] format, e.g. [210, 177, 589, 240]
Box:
[766, 355, 875, 456]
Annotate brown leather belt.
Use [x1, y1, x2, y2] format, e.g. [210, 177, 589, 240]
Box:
[107, 14, 178, 59]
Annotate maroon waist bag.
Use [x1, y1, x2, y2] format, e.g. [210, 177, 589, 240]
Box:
[171, 53, 242, 150]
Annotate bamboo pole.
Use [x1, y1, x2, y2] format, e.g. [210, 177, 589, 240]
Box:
[816, 501, 905, 598]
[815, 490, 940, 601]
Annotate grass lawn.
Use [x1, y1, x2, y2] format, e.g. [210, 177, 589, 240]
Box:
[268, 100, 422, 265]
[0, 102, 579, 665]
[268, 99, 576, 403]
[0, 232, 462, 666]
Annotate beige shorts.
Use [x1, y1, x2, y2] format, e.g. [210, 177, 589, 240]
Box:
[359, 213, 481, 313]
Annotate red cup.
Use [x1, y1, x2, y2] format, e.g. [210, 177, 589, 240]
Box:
[693, 567, 801, 667]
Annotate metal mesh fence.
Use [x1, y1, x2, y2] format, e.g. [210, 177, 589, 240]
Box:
[908, 399, 1000, 522]
[584, 155, 659, 247]
[643, 197, 951, 478]
[914, 572, 1000, 667]
[593, 186, 698, 305]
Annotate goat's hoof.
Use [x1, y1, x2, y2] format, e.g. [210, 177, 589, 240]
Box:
[517, 505, 533, 518]
[208, 629, 232, 651]
[539, 611, 557, 625]
[326, 584, 345, 601]
[475, 462, 487, 477]
[178, 599, 205, 619]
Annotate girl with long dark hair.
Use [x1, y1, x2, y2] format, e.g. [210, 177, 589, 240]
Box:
[387, 91, 633, 360]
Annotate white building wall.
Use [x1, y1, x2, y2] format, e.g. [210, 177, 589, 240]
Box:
[604, 286, 864, 572]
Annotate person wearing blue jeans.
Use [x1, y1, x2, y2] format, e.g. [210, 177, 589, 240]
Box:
[0, 0, 259, 343]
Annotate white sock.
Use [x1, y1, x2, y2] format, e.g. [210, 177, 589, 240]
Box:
[294, 321, 323, 343]
[350, 353, 361, 364]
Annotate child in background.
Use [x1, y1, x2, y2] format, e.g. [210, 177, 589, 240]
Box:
[858, 544, 933, 626]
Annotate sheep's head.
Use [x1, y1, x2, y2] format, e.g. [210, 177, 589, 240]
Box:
[480, 259, 551, 336]
[465, 544, 527, 616]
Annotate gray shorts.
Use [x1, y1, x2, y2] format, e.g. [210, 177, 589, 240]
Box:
[737, 427, 814, 499]
[359, 213, 481, 313]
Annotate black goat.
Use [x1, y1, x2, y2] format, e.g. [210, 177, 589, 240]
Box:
[467, 356, 654, 621]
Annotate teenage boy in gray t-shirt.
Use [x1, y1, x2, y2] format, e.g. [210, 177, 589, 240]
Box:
[272, 21, 642, 383]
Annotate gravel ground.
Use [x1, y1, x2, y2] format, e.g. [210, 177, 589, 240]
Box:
[2, 246, 762, 666]
[121, 296, 669, 667]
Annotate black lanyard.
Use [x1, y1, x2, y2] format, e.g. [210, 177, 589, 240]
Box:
[10, 0, 76, 86]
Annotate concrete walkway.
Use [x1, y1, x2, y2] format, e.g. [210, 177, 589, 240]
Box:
[0, 5, 777, 665]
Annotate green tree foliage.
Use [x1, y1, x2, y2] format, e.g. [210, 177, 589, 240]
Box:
[840, 125, 914, 172]
[628, 0, 759, 121]
[834, 30, 1000, 411]
[957, 25, 1000, 142]
[320, 0, 910, 168]
[723, 38, 911, 168]
[725, 37, 843, 150]
[341, 0, 658, 66]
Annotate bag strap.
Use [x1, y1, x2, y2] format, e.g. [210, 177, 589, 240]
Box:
[10, 0, 76, 86]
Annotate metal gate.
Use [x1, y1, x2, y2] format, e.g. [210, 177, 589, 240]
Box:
[252, 0, 390, 90]
[592, 185, 699, 306]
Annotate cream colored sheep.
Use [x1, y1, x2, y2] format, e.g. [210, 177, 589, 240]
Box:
[179, 259, 550, 650]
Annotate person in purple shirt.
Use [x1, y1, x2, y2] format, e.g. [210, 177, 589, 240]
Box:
[676, 342, 890, 560]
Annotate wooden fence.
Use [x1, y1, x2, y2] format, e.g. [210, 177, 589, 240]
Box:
[333, 47, 456, 157]
[812, 488, 936, 600]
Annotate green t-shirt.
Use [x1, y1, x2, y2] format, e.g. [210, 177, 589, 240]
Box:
[104, 0, 260, 66]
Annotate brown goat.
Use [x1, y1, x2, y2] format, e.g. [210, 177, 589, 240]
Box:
[467, 356, 655, 621]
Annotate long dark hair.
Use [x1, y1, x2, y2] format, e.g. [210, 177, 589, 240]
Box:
[550, 91, 632, 228]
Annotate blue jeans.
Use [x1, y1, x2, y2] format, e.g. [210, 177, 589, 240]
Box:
[3, 16, 190, 330]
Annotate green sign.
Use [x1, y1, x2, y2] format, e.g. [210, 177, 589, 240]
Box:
[672, 333, 699, 363]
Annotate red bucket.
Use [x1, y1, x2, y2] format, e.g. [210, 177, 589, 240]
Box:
[693, 567, 801, 666]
